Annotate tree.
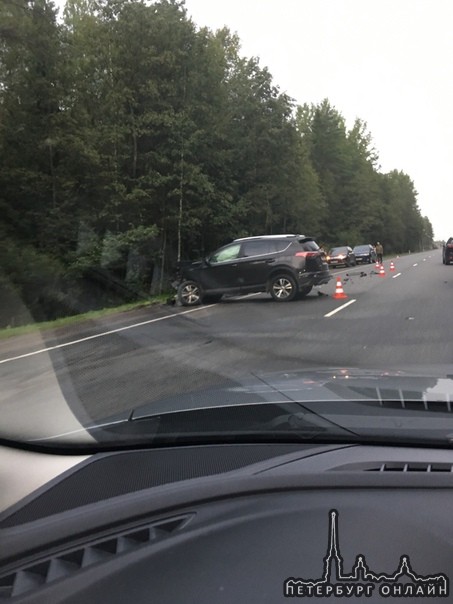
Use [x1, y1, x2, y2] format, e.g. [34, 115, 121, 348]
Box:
[0, 0, 435, 324]
[0, 0, 64, 248]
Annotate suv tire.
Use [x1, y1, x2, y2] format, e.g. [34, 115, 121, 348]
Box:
[178, 280, 202, 306]
[269, 274, 297, 302]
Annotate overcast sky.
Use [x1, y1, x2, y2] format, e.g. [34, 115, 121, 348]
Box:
[183, 0, 452, 240]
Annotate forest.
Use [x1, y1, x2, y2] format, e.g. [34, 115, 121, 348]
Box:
[0, 0, 434, 326]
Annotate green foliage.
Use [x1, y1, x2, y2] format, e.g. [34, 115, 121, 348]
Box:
[0, 0, 434, 326]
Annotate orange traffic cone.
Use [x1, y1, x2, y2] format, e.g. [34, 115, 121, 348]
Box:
[333, 277, 348, 299]
[379, 264, 386, 277]
[390, 261, 395, 272]
[375, 261, 380, 270]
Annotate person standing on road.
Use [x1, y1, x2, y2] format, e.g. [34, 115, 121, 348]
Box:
[375, 242, 383, 263]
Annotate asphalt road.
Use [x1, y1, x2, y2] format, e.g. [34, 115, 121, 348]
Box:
[1, 250, 453, 433]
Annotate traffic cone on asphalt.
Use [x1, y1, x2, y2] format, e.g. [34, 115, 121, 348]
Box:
[333, 277, 348, 299]
[390, 261, 395, 272]
[375, 261, 380, 270]
[379, 264, 386, 277]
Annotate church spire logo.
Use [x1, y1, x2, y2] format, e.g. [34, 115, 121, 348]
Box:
[284, 510, 448, 598]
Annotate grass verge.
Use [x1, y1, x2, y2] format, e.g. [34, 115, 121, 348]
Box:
[0, 294, 170, 340]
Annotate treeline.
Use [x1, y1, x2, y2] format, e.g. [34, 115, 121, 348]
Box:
[0, 0, 433, 325]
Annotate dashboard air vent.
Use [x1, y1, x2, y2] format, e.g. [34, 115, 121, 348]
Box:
[331, 461, 453, 473]
[0, 514, 192, 600]
[368, 462, 453, 473]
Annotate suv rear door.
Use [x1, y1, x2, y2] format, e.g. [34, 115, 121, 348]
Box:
[238, 239, 282, 290]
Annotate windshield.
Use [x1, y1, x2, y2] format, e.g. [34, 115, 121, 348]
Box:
[0, 0, 451, 451]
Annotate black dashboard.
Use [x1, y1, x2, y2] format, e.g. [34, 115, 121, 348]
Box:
[1, 442, 452, 603]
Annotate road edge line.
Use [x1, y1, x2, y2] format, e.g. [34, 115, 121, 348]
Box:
[0, 305, 215, 365]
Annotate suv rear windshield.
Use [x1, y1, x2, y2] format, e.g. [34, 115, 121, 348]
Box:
[298, 240, 319, 252]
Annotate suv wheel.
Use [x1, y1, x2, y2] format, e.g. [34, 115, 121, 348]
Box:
[178, 280, 202, 306]
[269, 274, 297, 302]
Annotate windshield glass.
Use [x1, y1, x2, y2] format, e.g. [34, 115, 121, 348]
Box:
[209, 243, 242, 263]
[0, 0, 451, 450]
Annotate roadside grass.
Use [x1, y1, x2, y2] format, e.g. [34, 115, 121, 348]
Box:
[0, 294, 171, 340]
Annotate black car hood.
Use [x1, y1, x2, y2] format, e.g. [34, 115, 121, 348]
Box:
[95, 367, 453, 447]
[130, 366, 453, 417]
[10, 367, 453, 446]
[185, 260, 203, 269]
[180, 260, 206, 274]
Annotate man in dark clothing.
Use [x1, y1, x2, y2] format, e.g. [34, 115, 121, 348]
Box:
[375, 242, 383, 263]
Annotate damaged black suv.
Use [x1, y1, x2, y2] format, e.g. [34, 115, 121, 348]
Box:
[177, 234, 331, 305]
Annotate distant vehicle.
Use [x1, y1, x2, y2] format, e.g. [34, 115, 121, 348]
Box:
[442, 238, 453, 265]
[177, 234, 331, 305]
[352, 244, 377, 264]
[326, 246, 356, 268]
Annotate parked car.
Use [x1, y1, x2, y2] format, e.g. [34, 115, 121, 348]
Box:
[326, 246, 356, 267]
[352, 244, 377, 264]
[177, 234, 331, 305]
[442, 238, 453, 264]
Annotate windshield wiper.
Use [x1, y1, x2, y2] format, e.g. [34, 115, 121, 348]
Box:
[80, 402, 360, 445]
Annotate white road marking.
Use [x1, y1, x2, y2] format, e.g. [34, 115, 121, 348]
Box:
[324, 299, 357, 318]
[28, 419, 128, 441]
[0, 305, 215, 365]
[413, 263, 418, 267]
[392, 272, 402, 279]
[227, 292, 262, 300]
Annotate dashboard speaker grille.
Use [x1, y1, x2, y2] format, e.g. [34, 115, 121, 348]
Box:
[0, 444, 306, 528]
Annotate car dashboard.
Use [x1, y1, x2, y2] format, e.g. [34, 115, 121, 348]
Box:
[0, 441, 452, 603]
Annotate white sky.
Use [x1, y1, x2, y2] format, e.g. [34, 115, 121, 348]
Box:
[183, 0, 453, 240]
[53, 0, 453, 239]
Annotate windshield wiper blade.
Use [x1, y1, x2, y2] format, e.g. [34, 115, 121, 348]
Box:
[86, 402, 360, 445]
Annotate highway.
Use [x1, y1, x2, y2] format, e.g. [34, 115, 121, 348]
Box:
[1, 250, 453, 434]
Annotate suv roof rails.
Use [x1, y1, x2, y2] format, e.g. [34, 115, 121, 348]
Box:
[233, 234, 300, 242]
